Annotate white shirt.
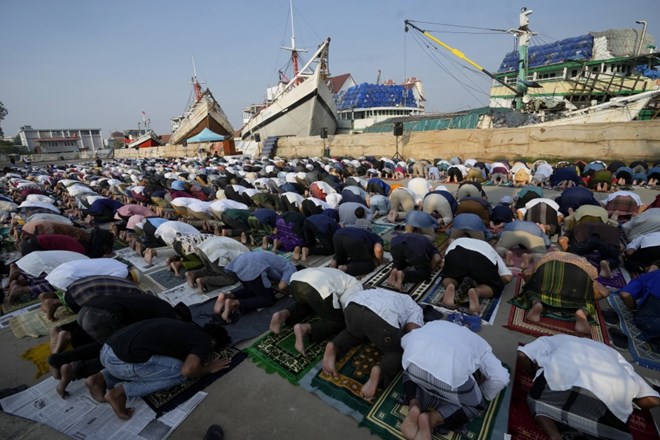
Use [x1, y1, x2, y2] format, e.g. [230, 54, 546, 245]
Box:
[290, 267, 363, 309]
[345, 288, 424, 329]
[517, 197, 560, 218]
[209, 199, 249, 213]
[626, 231, 660, 251]
[282, 192, 305, 208]
[407, 177, 432, 198]
[446, 238, 512, 277]
[196, 236, 250, 265]
[402, 321, 509, 400]
[519, 335, 659, 422]
[46, 258, 128, 290]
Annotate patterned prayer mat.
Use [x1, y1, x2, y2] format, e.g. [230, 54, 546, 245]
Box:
[420, 285, 501, 323]
[371, 222, 396, 237]
[363, 262, 444, 302]
[9, 307, 77, 338]
[143, 344, 246, 417]
[597, 267, 629, 290]
[112, 239, 129, 250]
[505, 277, 610, 343]
[360, 370, 507, 440]
[607, 294, 660, 371]
[508, 356, 659, 440]
[245, 316, 331, 384]
[309, 343, 382, 416]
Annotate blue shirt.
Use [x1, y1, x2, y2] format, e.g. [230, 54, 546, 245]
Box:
[623, 270, 660, 307]
[305, 214, 340, 235]
[405, 210, 437, 229]
[225, 251, 297, 288]
[450, 213, 492, 240]
[556, 186, 599, 216]
[334, 227, 383, 247]
[251, 208, 278, 227]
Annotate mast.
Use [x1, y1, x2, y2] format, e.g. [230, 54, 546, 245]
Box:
[281, 0, 302, 84]
[192, 57, 203, 103]
[515, 7, 534, 109]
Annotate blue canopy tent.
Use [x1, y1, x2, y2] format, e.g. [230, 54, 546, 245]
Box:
[185, 127, 225, 143]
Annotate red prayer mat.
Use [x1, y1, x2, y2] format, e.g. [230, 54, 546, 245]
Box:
[508, 356, 659, 440]
[504, 275, 610, 344]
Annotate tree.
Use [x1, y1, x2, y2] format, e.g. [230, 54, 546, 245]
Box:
[0, 101, 7, 137]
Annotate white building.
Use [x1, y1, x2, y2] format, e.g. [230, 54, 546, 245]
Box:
[18, 125, 104, 153]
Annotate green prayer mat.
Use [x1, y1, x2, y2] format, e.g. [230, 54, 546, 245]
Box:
[245, 316, 331, 384]
[360, 371, 507, 440]
[310, 342, 382, 416]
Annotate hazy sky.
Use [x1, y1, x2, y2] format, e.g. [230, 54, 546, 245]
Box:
[1, 0, 658, 138]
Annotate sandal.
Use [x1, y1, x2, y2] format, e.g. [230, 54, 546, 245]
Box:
[203, 424, 224, 440]
[608, 327, 629, 351]
[601, 310, 619, 326]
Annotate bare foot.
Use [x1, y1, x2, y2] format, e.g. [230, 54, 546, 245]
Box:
[170, 261, 183, 277]
[43, 299, 60, 321]
[49, 326, 62, 353]
[53, 330, 71, 354]
[417, 412, 433, 440]
[293, 323, 311, 356]
[525, 300, 543, 323]
[394, 270, 405, 292]
[221, 298, 240, 323]
[467, 288, 480, 315]
[105, 385, 133, 420]
[197, 277, 207, 294]
[558, 236, 569, 252]
[269, 310, 290, 334]
[85, 372, 107, 402]
[520, 253, 531, 270]
[144, 247, 156, 264]
[56, 363, 74, 398]
[360, 365, 381, 401]
[505, 250, 514, 267]
[599, 260, 612, 279]
[213, 293, 226, 315]
[442, 284, 456, 308]
[322, 342, 338, 377]
[292, 246, 301, 261]
[385, 269, 398, 287]
[575, 309, 590, 335]
[301, 247, 309, 264]
[387, 209, 398, 223]
[401, 404, 421, 440]
[185, 271, 197, 288]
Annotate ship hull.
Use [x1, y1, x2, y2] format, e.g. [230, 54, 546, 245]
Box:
[241, 70, 337, 141]
[170, 96, 234, 145]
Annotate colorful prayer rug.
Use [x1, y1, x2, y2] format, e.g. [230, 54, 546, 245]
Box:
[360, 370, 507, 440]
[504, 277, 610, 343]
[143, 344, 246, 417]
[245, 316, 331, 384]
[309, 342, 382, 416]
[607, 293, 660, 371]
[371, 222, 396, 237]
[508, 356, 659, 440]
[597, 267, 629, 290]
[363, 262, 444, 302]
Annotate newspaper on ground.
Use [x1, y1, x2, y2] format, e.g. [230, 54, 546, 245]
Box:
[0, 376, 206, 440]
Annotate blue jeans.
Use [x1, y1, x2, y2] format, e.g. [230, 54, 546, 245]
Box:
[100, 345, 186, 398]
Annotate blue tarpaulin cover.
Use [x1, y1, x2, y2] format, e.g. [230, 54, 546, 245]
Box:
[186, 128, 225, 143]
